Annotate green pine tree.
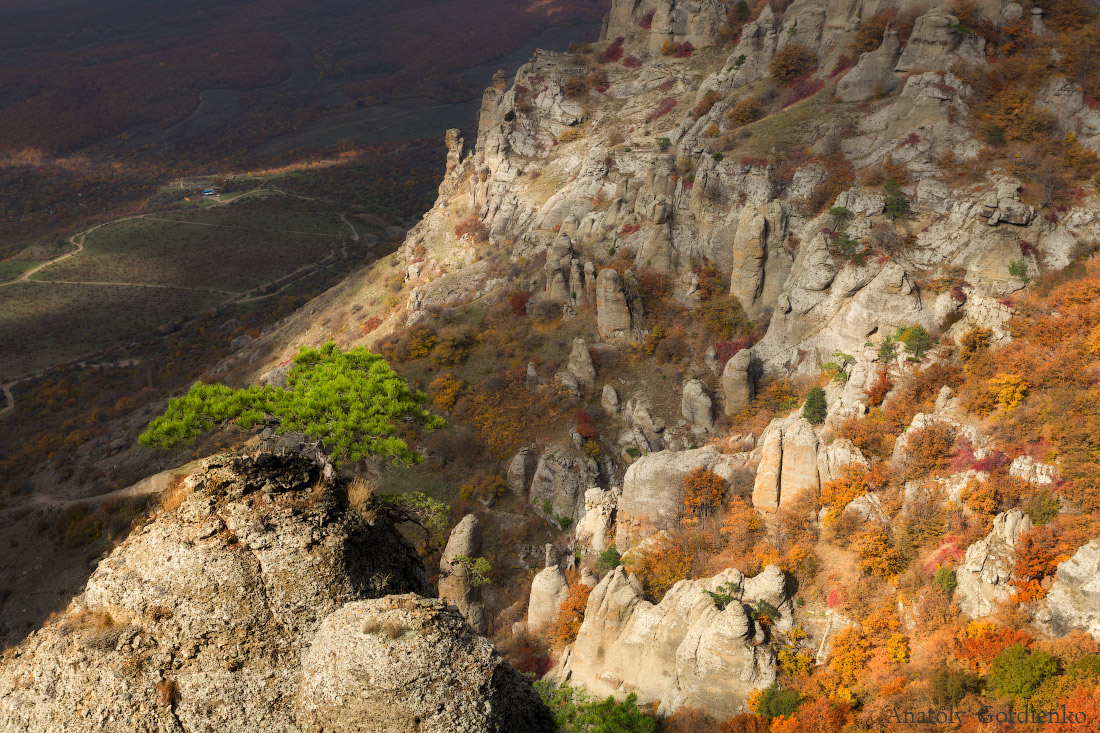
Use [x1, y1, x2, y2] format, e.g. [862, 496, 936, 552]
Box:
[802, 386, 827, 424]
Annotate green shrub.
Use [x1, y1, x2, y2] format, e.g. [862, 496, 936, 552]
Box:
[802, 387, 827, 424]
[933, 566, 957, 594]
[899, 325, 932, 358]
[756, 683, 801, 720]
[1009, 259, 1031, 284]
[930, 668, 983, 706]
[595, 544, 622, 576]
[140, 342, 444, 466]
[883, 179, 910, 219]
[1022, 489, 1061, 525]
[989, 644, 1059, 698]
[535, 682, 657, 732]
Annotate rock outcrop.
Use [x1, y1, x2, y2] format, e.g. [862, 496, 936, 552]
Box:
[720, 348, 754, 416]
[956, 509, 1033, 618]
[681, 378, 714, 432]
[751, 418, 821, 512]
[568, 337, 597, 389]
[596, 269, 642, 343]
[529, 444, 602, 526]
[577, 486, 621, 554]
[297, 595, 552, 732]
[439, 514, 489, 634]
[836, 29, 901, 103]
[616, 446, 749, 549]
[0, 452, 550, 731]
[1038, 540, 1100, 640]
[557, 565, 792, 718]
[528, 565, 570, 629]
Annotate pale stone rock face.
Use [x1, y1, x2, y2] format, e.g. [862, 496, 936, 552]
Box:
[568, 337, 597, 389]
[895, 10, 986, 73]
[836, 29, 901, 103]
[681, 378, 714, 432]
[616, 446, 749, 549]
[527, 565, 570, 629]
[557, 565, 793, 718]
[601, 384, 621, 416]
[507, 447, 535, 496]
[577, 486, 620, 554]
[1009, 455, 1057, 486]
[0, 452, 543, 733]
[296, 596, 552, 733]
[1038, 540, 1100, 640]
[720, 348, 754, 416]
[596, 268, 639, 342]
[751, 418, 821, 513]
[956, 509, 1033, 618]
[529, 445, 601, 525]
[439, 514, 488, 634]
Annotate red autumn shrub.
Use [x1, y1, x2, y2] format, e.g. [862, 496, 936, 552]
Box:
[781, 73, 824, 108]
[510, 290, 531, 316]
[646, 97, 677, 122]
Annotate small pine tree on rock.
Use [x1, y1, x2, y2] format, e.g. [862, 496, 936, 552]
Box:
[802, 387, 827, 424]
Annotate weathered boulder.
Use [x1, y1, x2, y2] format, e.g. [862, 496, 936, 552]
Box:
[836, 28, 901, 103]
[557, 565, 791, 718]
[296, 595, 552, 732]
[720, 348, 754, 416]
[729, 202, 787, 319]
[956, 509, 1033, 618]
[681, 379, 714, 432]
[601, 384, 621, 416]
[528, 565, 570, 629]
[439, 514, 488, 634]
[529, 445, 601, 526]
[507, 447, 536, 496]
[895, 9, 986, 73]
[596, 269, 640, 342]
[0, 452, 484, 732]
[577, 486, 620, 554]
[616, 446, 749, 549]
[751, 418, 821, 513]
[1009, 455, 1057, 486]
[1038, 540, 1100, 640]
[567, 337, 597, 389]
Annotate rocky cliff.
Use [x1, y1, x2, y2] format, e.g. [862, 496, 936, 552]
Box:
[0, 452, 550, 732]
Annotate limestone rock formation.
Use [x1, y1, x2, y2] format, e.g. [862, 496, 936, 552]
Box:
[507, 447, 536, 496]
[681, 378, 714, 432]
[720, 348, 754, 416]
[836, 29, 901, 103]
[596, 268, 641, 342]
[895, 9, 986, 73]
[529, 445, 602, 526]
[751, 418, 821, 512]
[528, 565, 570, 629]
[577, 486, 620, 554]
[568, 337, 597, 389]
[601, 384, 621, 416]
[1038, 540, 1100, 640]
[956, 509, 1033, 618]
[0, 452, 549, 732]
[616, 446, 749, 549]
[557, 565, 792, 718]
[439, 514, 488, 634]
[296, 595, 552, 732]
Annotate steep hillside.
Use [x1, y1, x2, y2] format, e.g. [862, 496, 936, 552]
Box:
[9, 0, 1100, 728]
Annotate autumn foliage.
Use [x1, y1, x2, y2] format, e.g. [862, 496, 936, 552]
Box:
[552, 582, 592, 647]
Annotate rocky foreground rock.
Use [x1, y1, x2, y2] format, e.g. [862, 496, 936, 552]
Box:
[0, 452, 550, 733]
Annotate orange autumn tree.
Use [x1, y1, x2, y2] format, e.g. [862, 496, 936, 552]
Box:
[552, 582, 592, 647]
[1012, 525, 1062, 602]
[682, 467, 728, 524]
[820, 463, 888, 522]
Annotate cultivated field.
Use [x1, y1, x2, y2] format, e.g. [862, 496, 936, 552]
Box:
[35, 210, 342, 292]
[0, 282, 224, 377]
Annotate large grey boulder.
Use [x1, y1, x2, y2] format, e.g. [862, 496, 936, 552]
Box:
[567, 337, 597, 389]
[576, 486, 620, 554]
[751, 418, 821, 513]
[596, 269, 640, 342]
[1038, 540, 1100, 640]
[681, 379, 714, 432]
[895, 9, 986, 73]
[0, 452, 480, 733]
[297, 595, 552, 732]
[720, 349, 754, 416]
[836, 29, 901, 103]
[439, 514, 488, 634]
[956, 509, 1033, 618]
[529, 445, 601, 526]
[616, 446, 749, 550]
[557, 565, 791, 718]
[527, 565, 570, 629]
